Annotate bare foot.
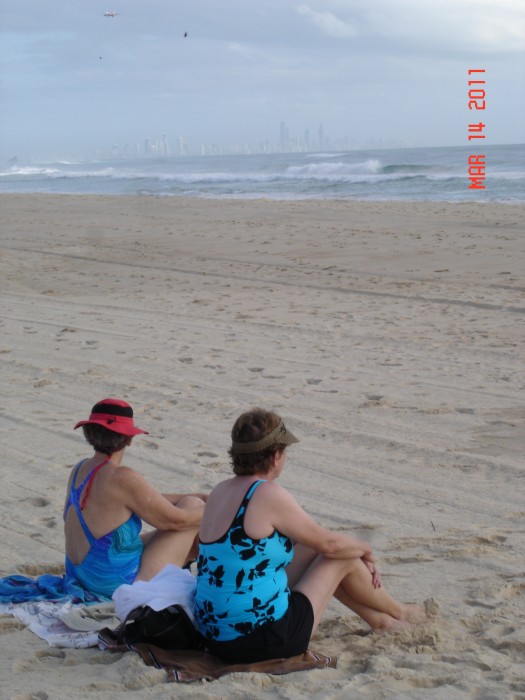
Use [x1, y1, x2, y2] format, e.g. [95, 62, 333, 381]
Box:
[401, 604, 427, 624]
[373, 615, 417, 633]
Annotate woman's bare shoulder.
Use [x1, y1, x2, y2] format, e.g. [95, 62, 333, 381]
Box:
[253, 480, 295, 505]
[104, 464, 153, 495]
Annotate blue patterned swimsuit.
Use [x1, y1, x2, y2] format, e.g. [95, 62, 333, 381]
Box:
[64, 460, 144, 599]
[194, 480, 294, 642]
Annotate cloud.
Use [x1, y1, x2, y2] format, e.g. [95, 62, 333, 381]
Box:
[296, 4, 358, 38]
[377, 0, 525, 53]
[296, 0, 525, 54]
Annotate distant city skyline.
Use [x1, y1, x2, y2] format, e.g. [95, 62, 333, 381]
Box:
[94, 121, 414, 161]
[21, 122, 467, 164]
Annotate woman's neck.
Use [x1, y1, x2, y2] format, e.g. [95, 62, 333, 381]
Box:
[234, 472, 273, 483]
[93, 447, 125, 466]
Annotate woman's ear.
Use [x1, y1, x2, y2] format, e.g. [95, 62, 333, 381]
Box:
[271, 448, 283, 466]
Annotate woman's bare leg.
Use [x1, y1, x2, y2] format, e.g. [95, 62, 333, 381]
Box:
[333, 565, 427, 630]
[294, 554, 426, 633]
[286, 542, 318, 588]
[136, 496, 202, 581]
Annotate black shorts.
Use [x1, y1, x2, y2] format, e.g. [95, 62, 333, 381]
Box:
[204, 592, 314, 664]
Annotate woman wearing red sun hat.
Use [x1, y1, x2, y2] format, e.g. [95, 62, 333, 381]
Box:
[64, 398, 206, 599]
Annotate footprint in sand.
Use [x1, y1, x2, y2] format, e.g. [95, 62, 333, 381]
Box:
[33, 379, 52, 388]
[0, 617, 26, 635]
[201, 461, 225, 471]
[39, 516, 56, 528]
[57, 328, 78, 339]
[23, 497, 50, 508]
[143, 440, 158, 450]
[384, 554, 435, 565]
[35, 649, 65, 660]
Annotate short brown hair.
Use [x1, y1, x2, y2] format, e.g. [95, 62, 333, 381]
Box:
[82, 424, 130, 455]
[229, 408, 286, 476]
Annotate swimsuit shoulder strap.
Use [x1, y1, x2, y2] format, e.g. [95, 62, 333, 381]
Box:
[236, 479, 266, 519]
[63, 460, 88, 517]
[200, 480, 267, 546]
[79, 457, 110, 510]
[64, 457, 110, 544]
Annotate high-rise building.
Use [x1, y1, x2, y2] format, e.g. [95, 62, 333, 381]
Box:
[304, 129, 310, 152]
[161, 133, 170, 157]
[279, 122, 290, 152]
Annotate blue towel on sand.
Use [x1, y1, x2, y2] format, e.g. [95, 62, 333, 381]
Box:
[0, 573, 108, 604]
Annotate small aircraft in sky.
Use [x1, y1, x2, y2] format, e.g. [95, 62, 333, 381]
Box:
[103, 11, 119, 17]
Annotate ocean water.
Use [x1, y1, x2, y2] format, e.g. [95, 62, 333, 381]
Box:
[0, 144, 523, 203]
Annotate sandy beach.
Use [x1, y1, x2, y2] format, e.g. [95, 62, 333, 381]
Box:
[1, 193, 524, 699]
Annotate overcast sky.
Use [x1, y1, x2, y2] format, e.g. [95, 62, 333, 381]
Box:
[1, 0, 524, 160]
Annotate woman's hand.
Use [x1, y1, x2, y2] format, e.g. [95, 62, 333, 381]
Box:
[362, 557, 382, 588]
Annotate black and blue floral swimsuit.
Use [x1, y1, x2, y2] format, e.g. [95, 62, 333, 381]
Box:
[194, 480, 294, 641]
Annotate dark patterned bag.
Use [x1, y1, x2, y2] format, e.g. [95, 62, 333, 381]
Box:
[116, 604, 204, 651]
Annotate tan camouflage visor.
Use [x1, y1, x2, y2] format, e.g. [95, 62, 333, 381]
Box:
[230, 420, 299, 454]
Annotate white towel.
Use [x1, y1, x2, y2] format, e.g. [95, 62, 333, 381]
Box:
[112, 564, 197, 623]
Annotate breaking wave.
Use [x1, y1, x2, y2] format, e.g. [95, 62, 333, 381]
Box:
[1, 145, 523, 202]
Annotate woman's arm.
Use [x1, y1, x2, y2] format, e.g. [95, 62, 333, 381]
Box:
[162, 492, 208, 505]
[111, 467, 205, 531]
[263, 482, 374, 561]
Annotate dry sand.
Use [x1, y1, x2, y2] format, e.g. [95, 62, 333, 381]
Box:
[0, 194, 524, 699]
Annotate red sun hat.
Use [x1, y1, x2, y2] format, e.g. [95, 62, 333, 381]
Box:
[74, 398, 148, 436]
